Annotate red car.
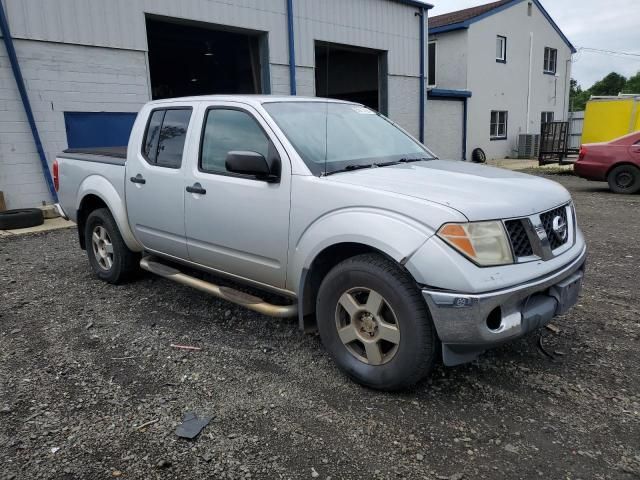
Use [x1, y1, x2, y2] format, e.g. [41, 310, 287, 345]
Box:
[574, 131, 640, 194]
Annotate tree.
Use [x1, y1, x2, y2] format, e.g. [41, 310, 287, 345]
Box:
[569, 78, 590, 112]
[623, 71, 640, 94]
[589, 72, 627, 96]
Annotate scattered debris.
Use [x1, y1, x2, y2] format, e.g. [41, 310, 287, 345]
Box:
[111, 356, 138, 361]
[156, 459, 172, 469]
[545, 323, 560, 334]
[1, 406, 11, 414]
[50, 447, 60, 454]
[85, 321, 94, 330]
[135, 419, 158, 430]
[170, 344, 202, 351]
[503, 444, 519, 454]
[175, 412, 212, 439]
[10, 328, 21, 334]
[112, 470, 123, 477]
[311, 467, 320, 478]
[416, 453, 424, 461]
[537, 335, 556, 360]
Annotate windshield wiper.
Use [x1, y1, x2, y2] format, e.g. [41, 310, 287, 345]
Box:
[398, 157, 431, 163]
[323, 163, 375, 176]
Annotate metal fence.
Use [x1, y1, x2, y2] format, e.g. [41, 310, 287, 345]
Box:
[568, 111, 584, 150]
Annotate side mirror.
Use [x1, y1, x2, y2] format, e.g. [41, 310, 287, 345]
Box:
[225, 151, 280, 182]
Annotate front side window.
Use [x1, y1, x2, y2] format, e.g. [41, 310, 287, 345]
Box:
[142, 108, 192, 168]
[200, 109, 270, 174]
[263, 101, 434, 176]
[544, 47, 557, 74]
[490, 110, 508, 140]
[541, 111, 554, 125]
[428, 41, 437, 86]
[496, 36, 507, 63]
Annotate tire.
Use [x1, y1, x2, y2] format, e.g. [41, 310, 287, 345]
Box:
[607, 164, 640, 194]
[316, 253, 438, 391]
[0, 208, 44, 230]
[471, 148, 486, 164]
[84, 208, 139, 284]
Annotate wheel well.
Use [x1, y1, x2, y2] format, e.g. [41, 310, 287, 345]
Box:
[299, 242, 400, 331]
[606, 162, 640, 178]
[77, 194, 108, 250]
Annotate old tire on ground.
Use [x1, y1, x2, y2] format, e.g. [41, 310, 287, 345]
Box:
[0, 208, 44, 230]
[84, 208, 139, 284]
[471, 148, 486, 163]
[607, 164, 640, 194]
[316, 253, 438, 391]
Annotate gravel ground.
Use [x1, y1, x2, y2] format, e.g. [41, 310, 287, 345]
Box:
[1, 174, 638, 480]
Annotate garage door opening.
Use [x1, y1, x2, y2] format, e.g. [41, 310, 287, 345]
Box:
[146, 17, 269, 99]
[315, 42, 387, 113]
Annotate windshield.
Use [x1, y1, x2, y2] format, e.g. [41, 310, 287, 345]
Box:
[262, 101, 435, 176]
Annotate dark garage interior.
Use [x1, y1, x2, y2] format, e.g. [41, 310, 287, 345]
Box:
[315, 42, 387, 113]
[146, 17, 267, 99]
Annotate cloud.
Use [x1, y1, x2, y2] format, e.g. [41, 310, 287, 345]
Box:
[429, 0, 640, 88]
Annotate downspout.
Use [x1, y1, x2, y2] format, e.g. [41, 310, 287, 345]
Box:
[462, 97, 468, 160]
[525, 32, 533, 133]
[0, 2, 57, 201]
[286, 0, 297, 95]
[418, 7, 426, 143]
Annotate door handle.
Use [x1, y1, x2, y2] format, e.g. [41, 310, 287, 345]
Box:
[186, 183, 206, 195]
[130, 174, 146, 184]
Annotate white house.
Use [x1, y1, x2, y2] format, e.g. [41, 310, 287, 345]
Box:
[425, 0, 575, 160]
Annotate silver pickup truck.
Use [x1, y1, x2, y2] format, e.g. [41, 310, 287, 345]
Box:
[55, 95, 586, 390]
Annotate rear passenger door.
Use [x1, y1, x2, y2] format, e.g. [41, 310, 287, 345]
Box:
[125, 107, 193, 258]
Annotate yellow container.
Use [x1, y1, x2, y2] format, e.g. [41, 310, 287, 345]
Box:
[581, 96, 640, 144]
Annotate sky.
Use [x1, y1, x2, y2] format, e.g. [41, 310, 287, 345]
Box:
[429, 0, 640, 89]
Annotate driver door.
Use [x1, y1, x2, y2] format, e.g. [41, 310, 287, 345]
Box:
[184, 103, 291, 289]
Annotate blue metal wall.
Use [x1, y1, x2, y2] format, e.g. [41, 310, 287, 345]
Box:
[64, 112, 137, 148]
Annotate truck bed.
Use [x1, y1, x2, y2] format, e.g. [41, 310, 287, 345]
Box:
[63, 146, 127, 159]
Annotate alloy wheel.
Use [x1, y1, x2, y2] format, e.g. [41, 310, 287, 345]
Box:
[91, 225, 114, 271]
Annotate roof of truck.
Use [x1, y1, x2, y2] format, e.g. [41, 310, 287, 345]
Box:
[147, 95, 356, 107]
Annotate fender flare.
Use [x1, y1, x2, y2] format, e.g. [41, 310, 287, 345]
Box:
[289, 208, 435, 329]
[76, 175, 143, 252]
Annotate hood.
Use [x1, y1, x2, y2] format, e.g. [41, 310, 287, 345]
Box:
[326, 160, 571, 221]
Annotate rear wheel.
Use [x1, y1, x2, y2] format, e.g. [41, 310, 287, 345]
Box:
[607, 164, 640, 194]
[316, 253, 438, 391]
[84, 208, 139, 284]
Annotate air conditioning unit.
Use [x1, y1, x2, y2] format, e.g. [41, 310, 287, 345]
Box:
[517, 134, 540, 159]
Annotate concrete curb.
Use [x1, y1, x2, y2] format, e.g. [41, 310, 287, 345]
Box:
[0, 217, 75, 237]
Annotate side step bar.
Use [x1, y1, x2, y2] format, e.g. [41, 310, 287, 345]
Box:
[140, 256, 298, 318]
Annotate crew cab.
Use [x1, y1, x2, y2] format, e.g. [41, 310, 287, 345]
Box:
[55, 96, 587, 390]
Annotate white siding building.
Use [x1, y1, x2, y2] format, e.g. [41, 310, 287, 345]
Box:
[426, 0, 575, 160]
[0, 0, 432, 209]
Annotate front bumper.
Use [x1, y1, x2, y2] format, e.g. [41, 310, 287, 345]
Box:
[422, 246, 587, 366]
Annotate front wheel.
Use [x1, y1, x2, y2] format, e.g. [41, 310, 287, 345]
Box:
[607, 164, 640, 194]
[84, 208, 139, 284]
[316, 254, 438, 391]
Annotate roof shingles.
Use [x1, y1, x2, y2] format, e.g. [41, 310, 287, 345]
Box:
[429, 0, 512, 28]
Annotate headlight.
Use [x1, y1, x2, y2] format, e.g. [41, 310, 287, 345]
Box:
[437, 221, 513, 266]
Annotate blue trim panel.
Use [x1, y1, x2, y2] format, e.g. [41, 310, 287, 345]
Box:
[419, 7, 426, 143]
[462, 98, 468, 160]
[0, 3, 58, 202]
[429, 0, 576, 53]
[64, 112, 137, 149]
[393, 0, 434, 8]
[428, 88, 472, 98]
[286, 0, 296, 95]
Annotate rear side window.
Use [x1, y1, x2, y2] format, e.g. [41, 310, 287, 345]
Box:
[200, 109, 270, 174]
[142, 108, 192, 168]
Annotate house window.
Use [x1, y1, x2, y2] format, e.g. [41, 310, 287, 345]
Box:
[544, 47, 557, 74]
[490, 111, 508, 140]
[428, 41, 436, 87]
[541, 111, 554, 125]
[496, 36, 507, 63]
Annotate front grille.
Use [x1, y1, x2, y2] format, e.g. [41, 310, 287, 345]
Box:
[505, 219, 534, 257]
[540, 205, 569, 250]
